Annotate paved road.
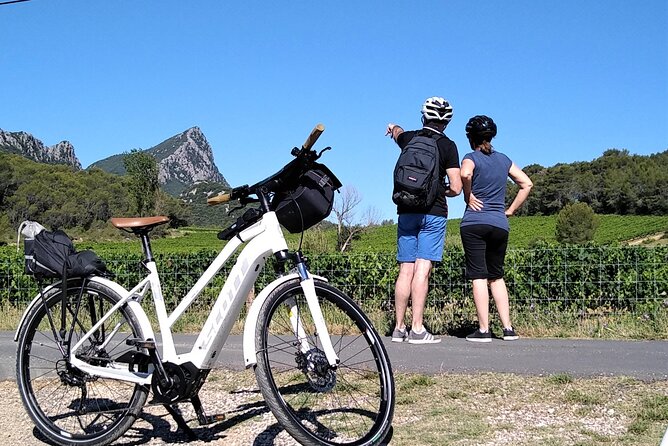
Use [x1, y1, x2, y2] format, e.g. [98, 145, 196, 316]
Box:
[2, 330, 667, 381]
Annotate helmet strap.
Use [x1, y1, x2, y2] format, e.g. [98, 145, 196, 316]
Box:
[423, 119, 446, 132]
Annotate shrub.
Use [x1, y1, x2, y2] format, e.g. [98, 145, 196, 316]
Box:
[556, 202, 599, 244]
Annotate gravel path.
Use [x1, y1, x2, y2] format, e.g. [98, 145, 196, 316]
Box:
[1, 369, 301, 446]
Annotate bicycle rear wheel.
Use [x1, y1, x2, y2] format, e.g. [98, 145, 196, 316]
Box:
[254, 278, 394, 446]
[16, 279, 148, 446]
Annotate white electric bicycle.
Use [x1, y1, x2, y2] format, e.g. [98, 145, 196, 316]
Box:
[14, 125, 395, 446]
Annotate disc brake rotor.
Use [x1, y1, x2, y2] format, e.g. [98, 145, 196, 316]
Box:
[297, 348, 336, 392]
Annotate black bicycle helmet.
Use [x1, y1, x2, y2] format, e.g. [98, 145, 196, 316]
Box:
[465, 115, 497, 139]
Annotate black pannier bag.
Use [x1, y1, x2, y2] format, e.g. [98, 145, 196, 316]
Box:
[26, 230, 75, 278]
[24, 227, 108, 279]
[68, 250, 109, 277]
[20, 221, 109, 341]
[271, 164, 342, 233]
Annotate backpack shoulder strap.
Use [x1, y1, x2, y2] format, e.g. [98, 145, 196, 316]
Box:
[427, 131, 444, 142]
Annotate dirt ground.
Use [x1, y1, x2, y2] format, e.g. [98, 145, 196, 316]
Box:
[3, 370, 668, 446]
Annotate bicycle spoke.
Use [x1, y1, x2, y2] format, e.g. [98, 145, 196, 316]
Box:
[257, 279, 393, 445]
[17, 281, 148, 445]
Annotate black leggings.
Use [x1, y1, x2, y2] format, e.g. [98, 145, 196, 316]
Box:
[460, 224, 509, 280]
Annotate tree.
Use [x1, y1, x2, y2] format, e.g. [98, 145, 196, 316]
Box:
[505, 150, 668, 216]
[332, 186, 378, 252]
[123, 149, 159, 216]
[154, 190, 191, 227]
[0, 153, 135, 240]
[0, 160, 16, 208]
[555, 202, 599, 244]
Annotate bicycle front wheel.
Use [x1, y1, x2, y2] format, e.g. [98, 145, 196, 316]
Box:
[254, 278, 394, 446]
[16, 279, 148, 446]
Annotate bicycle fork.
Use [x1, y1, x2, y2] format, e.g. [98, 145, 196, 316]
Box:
[289, 252, 340, 368]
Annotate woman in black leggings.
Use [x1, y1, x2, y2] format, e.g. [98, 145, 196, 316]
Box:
[460, 115, 533, 342]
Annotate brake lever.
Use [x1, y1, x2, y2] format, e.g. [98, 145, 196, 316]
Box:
[317, 146, 332, 159]
[228, 196, 260, 215]
[291, 145, 329, 161]
[227, 204, 245, 215]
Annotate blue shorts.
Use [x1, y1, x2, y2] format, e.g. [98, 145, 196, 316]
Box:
[397, 214, 447, 262]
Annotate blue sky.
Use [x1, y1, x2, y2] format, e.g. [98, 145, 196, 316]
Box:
[1, 0, 666, 221]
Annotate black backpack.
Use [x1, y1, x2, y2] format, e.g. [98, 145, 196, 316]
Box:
[392, 133, 441, 208]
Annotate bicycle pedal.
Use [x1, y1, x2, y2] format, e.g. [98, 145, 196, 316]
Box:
[126, 338, 156, 349]
[199, 413, 226, 425]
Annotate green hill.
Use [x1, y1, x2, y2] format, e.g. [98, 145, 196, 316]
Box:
[71, 214, 667, 255]
[349, 215, 667, 252]
[87, 153, 126, 175]
[0, 153, 188, 243]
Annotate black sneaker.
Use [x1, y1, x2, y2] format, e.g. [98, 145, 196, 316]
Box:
[502, 328, 519, 341]
[466, 329, 492, 343]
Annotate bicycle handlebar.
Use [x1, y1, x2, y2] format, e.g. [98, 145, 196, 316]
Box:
[301, 123, 325, 151]
[207, 193, 232, 205]
[207, 124, 326, 207]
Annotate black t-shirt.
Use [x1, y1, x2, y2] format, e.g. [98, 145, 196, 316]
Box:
[395, 128, 460, 217]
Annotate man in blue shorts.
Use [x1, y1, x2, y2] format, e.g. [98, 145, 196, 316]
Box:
[386, 97, 462, 344]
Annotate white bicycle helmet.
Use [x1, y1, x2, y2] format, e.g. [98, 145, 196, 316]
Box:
[421, 97, 453, 122]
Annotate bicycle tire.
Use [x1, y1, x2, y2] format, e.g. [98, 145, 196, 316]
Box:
[254, 278, 395, 446]
[16, 279, 148, 446]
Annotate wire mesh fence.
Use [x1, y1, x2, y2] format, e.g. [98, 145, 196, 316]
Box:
[1, 246, 667, 323]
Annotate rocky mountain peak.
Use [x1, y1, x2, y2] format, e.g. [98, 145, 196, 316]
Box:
[88, 126, 228, 195]
[0, 130, 82, 169]
[147, 126, 227, 195]
[1, 127, 228, 196]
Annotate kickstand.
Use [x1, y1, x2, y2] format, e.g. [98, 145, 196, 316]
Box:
[191, 394, 226, 425]
[163, 404, 198, 440]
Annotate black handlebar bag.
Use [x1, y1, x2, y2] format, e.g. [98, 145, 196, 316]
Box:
[271, 164, 342, 233]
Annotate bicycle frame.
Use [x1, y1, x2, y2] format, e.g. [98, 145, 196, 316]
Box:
[22, 211, 340, 385]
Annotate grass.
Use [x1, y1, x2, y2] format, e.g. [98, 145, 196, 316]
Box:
[0, 304, 23, 332]
[510, 306, 668, 340]
[547, 373, 575, 385]
[628, 395, 668, 436]
[4, 301, 668, 340]
[3, 214, 666, 337]
[387, 372, 668, 446]
[356, 304, 668, 341]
